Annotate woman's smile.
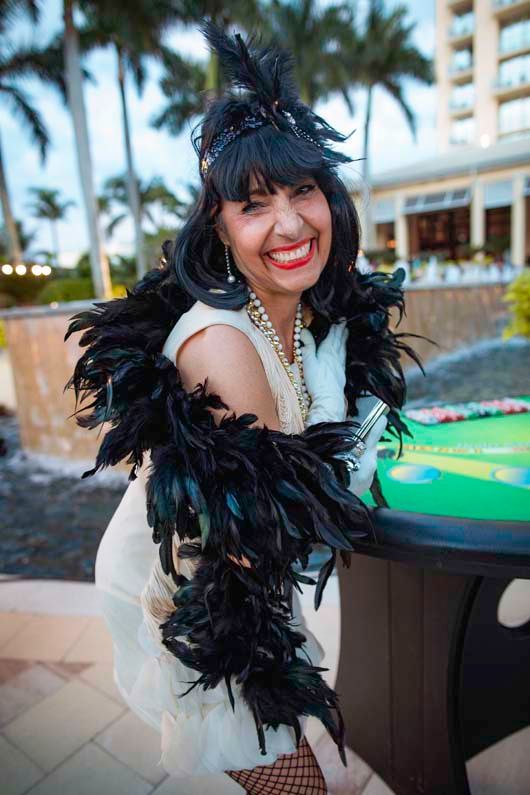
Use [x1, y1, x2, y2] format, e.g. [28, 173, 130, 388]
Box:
[265, 237, 316, 270]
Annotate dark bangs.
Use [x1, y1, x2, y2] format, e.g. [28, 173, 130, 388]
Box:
[171, 126, 362, 319]
[208, 124, 324, 203]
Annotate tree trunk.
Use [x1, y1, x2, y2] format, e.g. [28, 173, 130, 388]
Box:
[0, 131, 23, 266]
[63, 0, 111, 299]
[51, 219, 60, 267]
[116, 46, 146, 281]
[300, 83, 312, 107]
[205, 52, 220, 102]
[362, 84, 375, 251]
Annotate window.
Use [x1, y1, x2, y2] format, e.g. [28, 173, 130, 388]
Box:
[499, 18, 530, 54]
[450, 116, 475, 144]
[498, 96, 530, 135]
[497, 54, 530, 87]
[450, 82, 475, 109]
[450, 11, 474, 38]
[451, 48, 473, 72]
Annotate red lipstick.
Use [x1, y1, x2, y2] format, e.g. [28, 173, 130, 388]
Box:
[265, 238, 316, 270]
[267, 237, 312, 254]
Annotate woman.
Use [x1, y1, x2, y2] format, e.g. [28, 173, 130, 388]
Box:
[65, 22, 422, 794]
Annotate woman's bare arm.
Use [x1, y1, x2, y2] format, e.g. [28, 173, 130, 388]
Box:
[177, 324, 281, 431]
[177, 324, 281, 567]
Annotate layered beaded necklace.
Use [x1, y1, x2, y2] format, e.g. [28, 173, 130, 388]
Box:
[246, 290, 312, 422]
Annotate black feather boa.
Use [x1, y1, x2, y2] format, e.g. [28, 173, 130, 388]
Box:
[64, 264, 425, 767]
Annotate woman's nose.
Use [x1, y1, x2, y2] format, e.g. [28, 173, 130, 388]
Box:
[273, 205, 304, 239]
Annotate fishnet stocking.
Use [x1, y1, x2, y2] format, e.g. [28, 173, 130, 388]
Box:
[225, 736, 327, 794]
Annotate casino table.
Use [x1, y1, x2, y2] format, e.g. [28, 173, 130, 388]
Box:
[365, 395, 530, 522]
[334, 397, 530, 795]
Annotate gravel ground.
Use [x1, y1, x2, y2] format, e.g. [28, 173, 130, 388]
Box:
[1, 335, 529, 582]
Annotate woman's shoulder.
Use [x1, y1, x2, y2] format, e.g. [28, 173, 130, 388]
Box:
[161, 299, 250, 364]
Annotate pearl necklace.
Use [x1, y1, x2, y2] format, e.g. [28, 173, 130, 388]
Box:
[246, 290, 312, 422]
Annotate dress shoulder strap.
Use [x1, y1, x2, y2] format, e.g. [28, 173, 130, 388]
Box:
[161, 300, 252, 367]
[161, 299, 304, 434]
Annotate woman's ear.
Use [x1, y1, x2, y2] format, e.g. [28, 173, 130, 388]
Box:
[211, 207, 229, 247]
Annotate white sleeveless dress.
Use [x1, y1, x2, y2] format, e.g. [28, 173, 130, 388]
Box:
[95, 299, 325, 777]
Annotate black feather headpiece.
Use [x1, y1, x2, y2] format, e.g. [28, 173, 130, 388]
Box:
[195, 20, 352, 179]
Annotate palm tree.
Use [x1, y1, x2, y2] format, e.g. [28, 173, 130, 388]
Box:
[78, 4, 188, 280]
[27, 188, 75, 267]
[62, 0, 112, 298]
[341, 0, 433, 246]
[264, 0, 355, 108]
[99, 174, 187, 239]
[0, 0, 65, 267]
[152, 2, 263, 137]
[0, 219, 36, 262]
[150, 48, 207, 137]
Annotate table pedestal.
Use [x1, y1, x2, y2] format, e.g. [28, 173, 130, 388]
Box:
[335, 555, 530, 795]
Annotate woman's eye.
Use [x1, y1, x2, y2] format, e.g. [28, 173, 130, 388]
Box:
[242, 201, 264, 214]
[296, 184, 316, 196]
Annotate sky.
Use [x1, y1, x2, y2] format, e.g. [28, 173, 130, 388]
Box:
[2, 0, 437, 266]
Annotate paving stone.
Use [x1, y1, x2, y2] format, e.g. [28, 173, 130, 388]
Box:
[466, 724, 530, 795]
[0, 733, 43, 795]
[21, 741, 152, 795]
[63, 617, 113, 663]
[94, 709, 166, 785]
[0, 659, 32, 686]
[363, 773, 395, 794]
[43, 661, 92, 680]
[313, 732, 373, 795]
[0, 614, 91, 661]
[0, 613, 33, 649]
[3, 678, 124, 772]
[152, 771, 243, 794]
[0, 662, 66, 726]
[78, 662, 124, 704]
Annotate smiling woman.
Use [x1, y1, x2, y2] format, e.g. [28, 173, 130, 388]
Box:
[65, 19, 422, 795]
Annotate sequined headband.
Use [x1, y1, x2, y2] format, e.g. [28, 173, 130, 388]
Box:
[200, 108, 321, 178]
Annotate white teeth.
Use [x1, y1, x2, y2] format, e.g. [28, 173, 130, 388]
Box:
[268, 240, 311, 263]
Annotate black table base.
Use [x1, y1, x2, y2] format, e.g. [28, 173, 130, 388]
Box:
[334, 510, 530, 795]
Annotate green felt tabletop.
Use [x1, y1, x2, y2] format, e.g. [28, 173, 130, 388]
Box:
[363, 396, 530, 522]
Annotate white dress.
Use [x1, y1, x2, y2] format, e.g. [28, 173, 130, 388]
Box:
[95, 299, 325, 777]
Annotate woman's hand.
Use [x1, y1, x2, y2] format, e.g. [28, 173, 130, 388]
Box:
[300, 322, 348, 425]
[346, 414, 388, 497]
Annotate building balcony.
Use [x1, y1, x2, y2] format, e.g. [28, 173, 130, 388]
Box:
[493, 73, 530, 100]
[447, 0, 473, 13]
[449, 64, 474, 83]
[449, 103, 474, 119]
[448, 30, 474, 48]
[499, 42, 530, 62]
[492, 0, 530, 23]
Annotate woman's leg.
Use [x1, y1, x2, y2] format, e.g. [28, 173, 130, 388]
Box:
[225, 736, 327, 794]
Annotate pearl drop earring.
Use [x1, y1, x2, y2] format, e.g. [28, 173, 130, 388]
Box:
[225, 245, 236, 284]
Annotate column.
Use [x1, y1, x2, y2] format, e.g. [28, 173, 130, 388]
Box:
[511, 174, 525, 267]
[395, 195, 409, 259]
[471, 180, 485, 250]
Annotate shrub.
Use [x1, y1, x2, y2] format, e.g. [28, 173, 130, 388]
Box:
[36, 278, 127, 304]
[36, 278, 95, 304]
[503, 270, 530, 340]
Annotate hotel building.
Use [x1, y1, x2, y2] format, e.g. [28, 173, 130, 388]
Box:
[367, 0, 530, 265]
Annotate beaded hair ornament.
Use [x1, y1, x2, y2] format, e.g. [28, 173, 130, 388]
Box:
[200, 107, 321, 177]
[196, 21, 352, 181]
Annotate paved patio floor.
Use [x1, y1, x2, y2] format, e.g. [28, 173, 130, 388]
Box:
[0, 577, 393, 795]
[1, 576, 530, 795]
